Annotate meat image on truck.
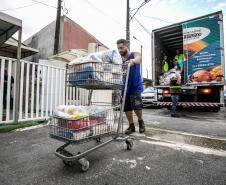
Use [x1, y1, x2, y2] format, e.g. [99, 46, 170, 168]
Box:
[152, 11, 225, 111]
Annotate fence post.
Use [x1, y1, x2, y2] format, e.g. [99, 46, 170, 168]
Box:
[14, 28, 22, 123]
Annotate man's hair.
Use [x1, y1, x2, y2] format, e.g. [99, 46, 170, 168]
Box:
[116, 39, 129, 45]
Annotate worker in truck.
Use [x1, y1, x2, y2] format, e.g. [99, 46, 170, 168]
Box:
[168, 59, 174, 70]
[162, 55, 169, 73]
[116, 39, 145, 135]
[169, 68, 181, 117]
[175, 50, 183, 64]
[174, 50, 184, 83]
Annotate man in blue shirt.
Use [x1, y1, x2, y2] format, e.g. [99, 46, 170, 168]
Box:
[117, 39, 145, 135]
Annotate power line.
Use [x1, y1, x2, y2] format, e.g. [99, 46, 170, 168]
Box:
[130, 0, 151, 21]
[138, 13, 173, 24]
[62, 0, 68, 15]
[133, 17, 152, 36]
[85, 0, 149, 48]
[0, 0, 54, 12]
[85, 1, 133, 35]
[85, 0, 126, 29]
[32, 0, 56, 9]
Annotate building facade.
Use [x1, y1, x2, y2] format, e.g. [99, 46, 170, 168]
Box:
[24, 15, 107, 62]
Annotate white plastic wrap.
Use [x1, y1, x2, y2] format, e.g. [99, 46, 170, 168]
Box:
[159, 68, 181, 85]
[54, 105, 108, 118]
[69, 50, 122, 65]
[90, 50, 122, 64]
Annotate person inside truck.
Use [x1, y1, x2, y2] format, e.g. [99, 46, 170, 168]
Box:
[174, 50, 184, 69]
[169, 68, 181, 117]
[116, 39, 145, 135]
[174, 50, 184, 83]
[168, 59, 174, 70]
[162, 55, 169, 73]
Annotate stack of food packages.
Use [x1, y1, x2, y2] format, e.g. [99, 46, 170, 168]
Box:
[159, 68, 181, 85]
[68, 50, 123, 85]
[54, 105, 115, 140]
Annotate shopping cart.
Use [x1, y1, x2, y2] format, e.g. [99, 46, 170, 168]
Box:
[49, 61, 133, 172]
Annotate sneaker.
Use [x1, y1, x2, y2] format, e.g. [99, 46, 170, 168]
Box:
[138, 120, 145, 133]
[125, 124, 135, 135]
[171, 114, 176, 117]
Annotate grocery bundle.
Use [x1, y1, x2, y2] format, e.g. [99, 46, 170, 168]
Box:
[53, 105, 116, 141]
[68, 50, 123, 87]
[159, 68, 181, 85]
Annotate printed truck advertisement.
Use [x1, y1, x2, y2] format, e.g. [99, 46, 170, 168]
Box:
[183, 14, 223, 84]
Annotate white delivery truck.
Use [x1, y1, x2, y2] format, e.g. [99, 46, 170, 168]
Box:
[152, 11, 225, 111]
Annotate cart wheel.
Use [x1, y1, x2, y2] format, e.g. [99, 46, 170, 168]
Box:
[95, 137, 101, 143]
[126, 139, 133, 150]
[62, 160, 73, 166]
[78, 158, 90, 172]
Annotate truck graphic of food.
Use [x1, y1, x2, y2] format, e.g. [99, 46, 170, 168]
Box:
[183, 15, 223, 83]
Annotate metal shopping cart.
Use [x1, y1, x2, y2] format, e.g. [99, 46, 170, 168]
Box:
[49, 61, 133, 172]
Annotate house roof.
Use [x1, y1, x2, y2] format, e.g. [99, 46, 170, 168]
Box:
[0, 37, 38, 58]
[0, 12, 22, 46]
[50, 49, 88, 62]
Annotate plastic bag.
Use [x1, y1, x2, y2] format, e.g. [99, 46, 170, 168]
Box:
[69, 50, 122, 65]
[91, 50, 122, 64]
[69, 56, 101, 65]
[53, 111, 70, 119]
[88, 105, 106, 115]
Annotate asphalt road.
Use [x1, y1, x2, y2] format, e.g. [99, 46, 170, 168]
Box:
[141, 107, 226, 138]
[0, 109, 226, 185]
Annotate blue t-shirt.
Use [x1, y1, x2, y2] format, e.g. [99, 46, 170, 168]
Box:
[123, 52, 143, 95]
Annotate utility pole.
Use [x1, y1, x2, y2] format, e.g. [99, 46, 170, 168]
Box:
[126, 0, 130, 48]
[53, 0, 62, 55]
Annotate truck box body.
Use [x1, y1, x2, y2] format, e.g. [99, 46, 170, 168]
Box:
[152, 11, 225, 110]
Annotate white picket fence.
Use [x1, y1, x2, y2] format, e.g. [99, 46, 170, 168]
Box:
[0, 56, 86, 124]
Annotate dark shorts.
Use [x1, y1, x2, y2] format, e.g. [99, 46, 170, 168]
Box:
[124, 92, 143, 112]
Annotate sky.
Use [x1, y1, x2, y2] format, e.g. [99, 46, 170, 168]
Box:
[1, 0, 226, 78]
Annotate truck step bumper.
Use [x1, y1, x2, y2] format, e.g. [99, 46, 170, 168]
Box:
[154, 102, 223, 108]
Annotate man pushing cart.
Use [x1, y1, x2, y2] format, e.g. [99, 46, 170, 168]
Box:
[49, 42, 137, 172]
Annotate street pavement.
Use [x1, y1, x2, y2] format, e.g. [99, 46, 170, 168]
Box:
[0, 108, 226, 185]
[141, 107, 226, 138]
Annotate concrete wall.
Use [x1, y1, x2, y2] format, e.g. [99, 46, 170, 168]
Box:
[23, 16, 107, 62]
[23, 17, 65, 62]
[24, 21, 56, 62]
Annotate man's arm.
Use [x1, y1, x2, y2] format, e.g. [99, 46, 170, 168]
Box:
[126, 52, 142, 65]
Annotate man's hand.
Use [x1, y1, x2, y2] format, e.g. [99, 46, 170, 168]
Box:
[125, 59, 135, 66]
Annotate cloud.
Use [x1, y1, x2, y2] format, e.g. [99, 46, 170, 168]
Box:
[169, 0, 179, 4]
[213, 2, 226, 10]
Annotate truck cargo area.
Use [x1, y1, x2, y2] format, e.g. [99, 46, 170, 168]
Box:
[153, 24, 183, 85]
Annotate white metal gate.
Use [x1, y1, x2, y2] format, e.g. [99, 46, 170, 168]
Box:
[0, 56, 114, 124]
[0, 56, 83, 124]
